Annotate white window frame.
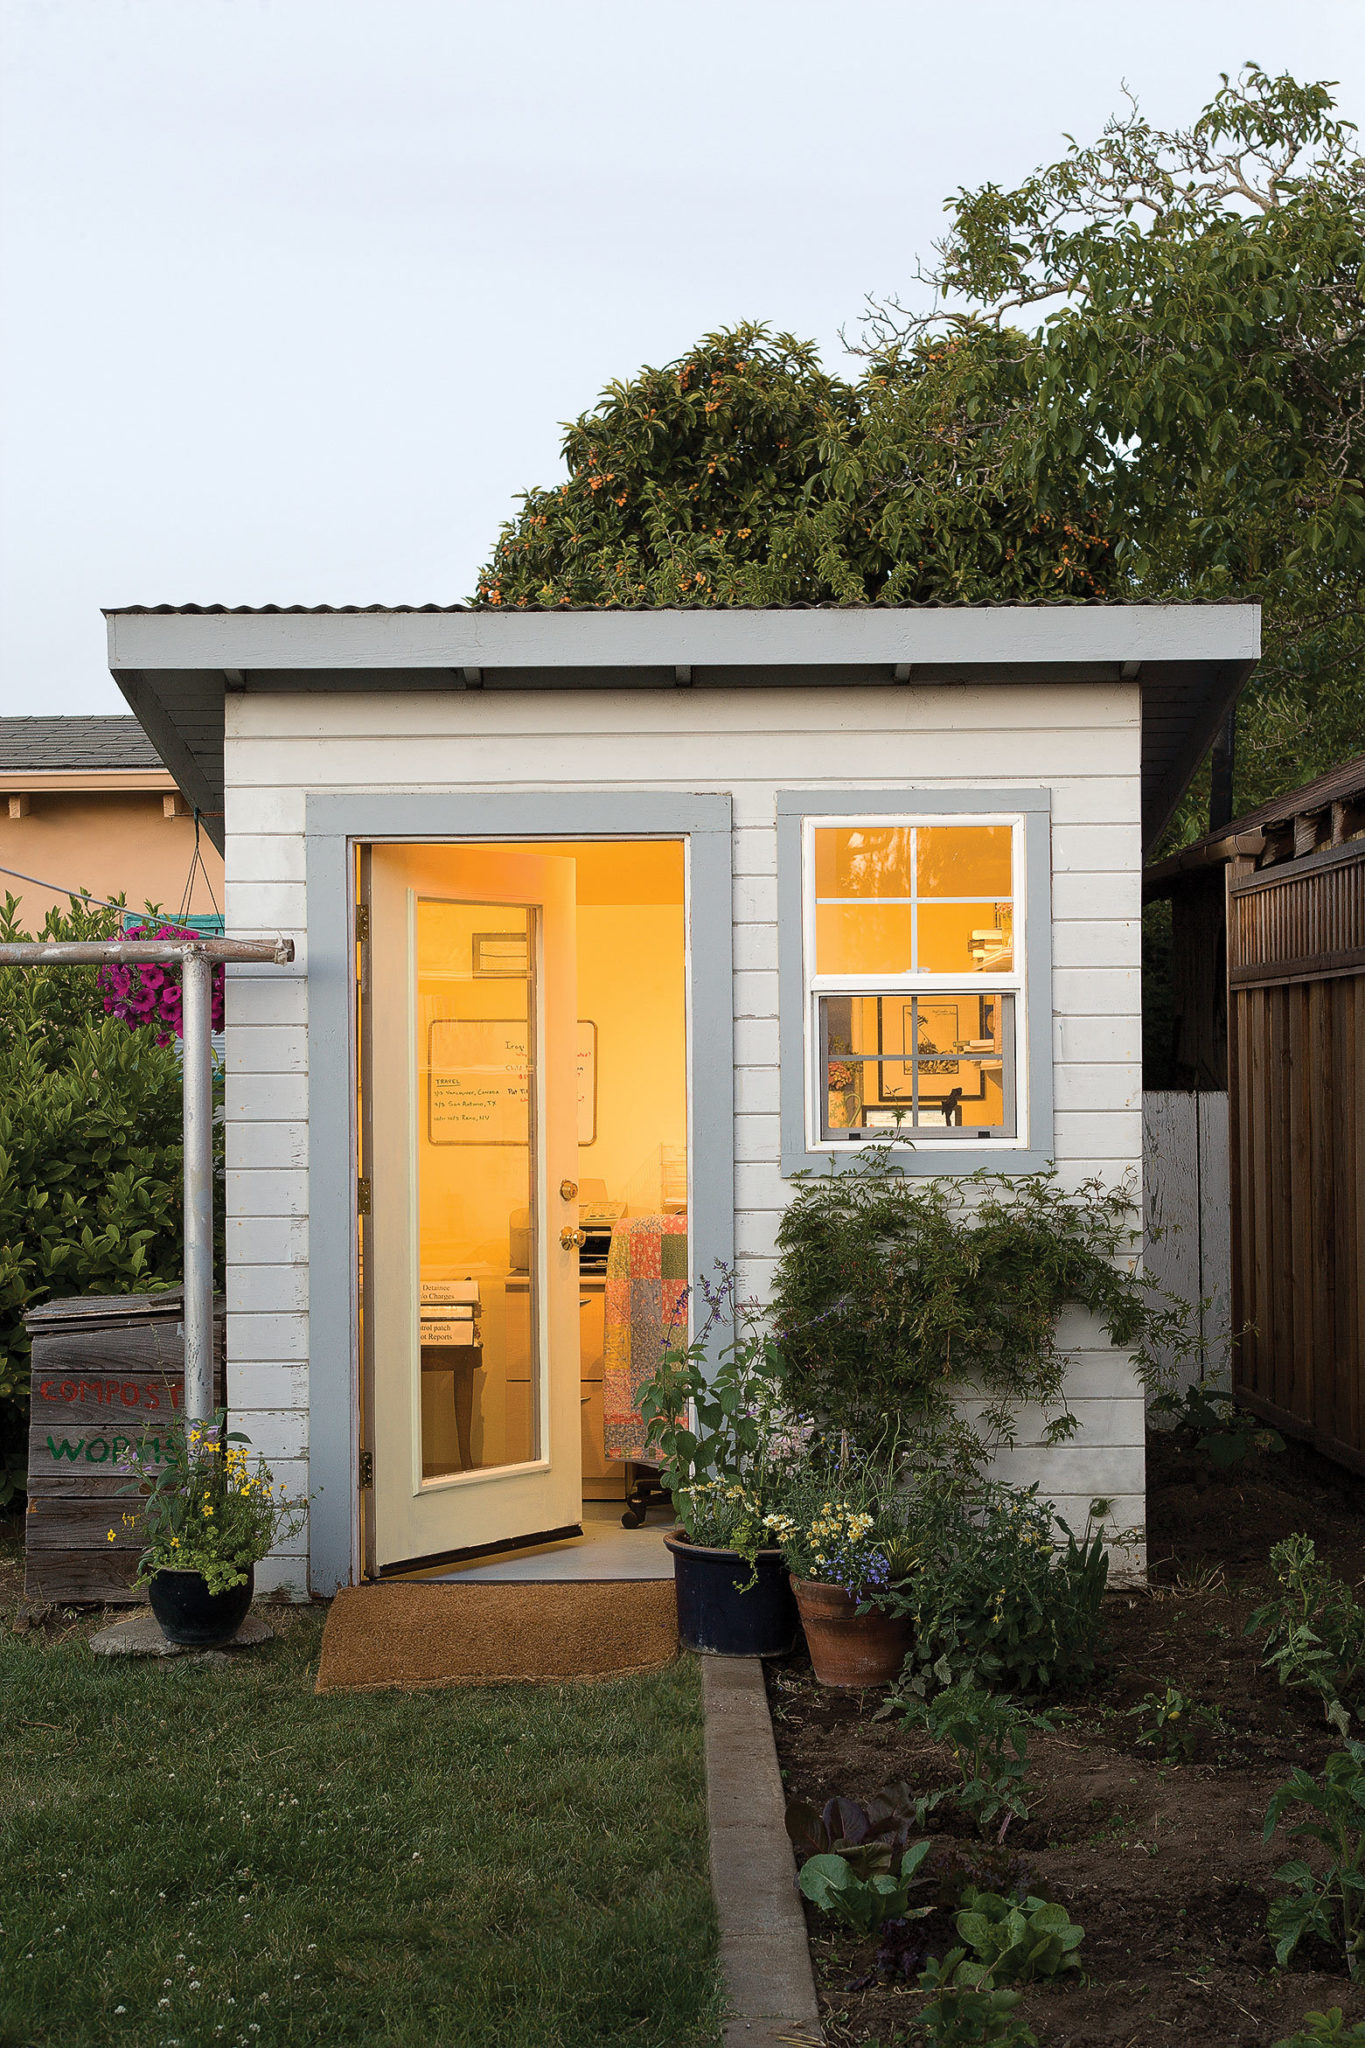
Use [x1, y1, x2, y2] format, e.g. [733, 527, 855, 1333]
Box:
[776, 789, 1054, 1177]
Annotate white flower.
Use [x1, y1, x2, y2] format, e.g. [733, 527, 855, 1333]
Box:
[114, 2008, 126, 2017]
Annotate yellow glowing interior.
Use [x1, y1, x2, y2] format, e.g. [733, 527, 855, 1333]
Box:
[822, 991, 1011, 1134]
[813, 823, 1015, 976]
[411, 841, 687, 1487]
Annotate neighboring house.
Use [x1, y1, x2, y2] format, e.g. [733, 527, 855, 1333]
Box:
[0, 714, 224, 928]
[1144, 753, 1365, 1472]
[106, 600, 1260, 1596]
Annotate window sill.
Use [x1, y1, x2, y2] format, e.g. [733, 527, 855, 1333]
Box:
[780, 1141, 1055, 1179]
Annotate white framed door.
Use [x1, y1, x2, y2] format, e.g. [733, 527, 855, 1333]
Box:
[367, 843, 581, 1571]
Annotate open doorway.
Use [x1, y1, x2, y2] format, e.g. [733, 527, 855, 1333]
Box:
[360, 837, 688, 1576]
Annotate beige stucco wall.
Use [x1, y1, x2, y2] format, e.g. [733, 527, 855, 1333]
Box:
[0, 788, 224, 928]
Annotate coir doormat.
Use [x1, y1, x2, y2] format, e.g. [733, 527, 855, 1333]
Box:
[313, 1578, 679, 1693]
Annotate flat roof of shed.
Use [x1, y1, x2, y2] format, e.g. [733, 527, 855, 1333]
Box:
[105, 601, 1260, 858]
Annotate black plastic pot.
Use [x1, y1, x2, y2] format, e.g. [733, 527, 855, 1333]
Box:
[664, 1531, 799, 1657]
[147, 1566, 255, 1648]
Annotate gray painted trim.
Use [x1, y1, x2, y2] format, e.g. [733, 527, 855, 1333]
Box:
[108, 602, 1261, 675]
[777, 789, 1055, 1178]
[304, 789, 735, 1595]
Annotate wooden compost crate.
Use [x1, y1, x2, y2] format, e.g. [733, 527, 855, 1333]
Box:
[24, 1291, 224, 1604]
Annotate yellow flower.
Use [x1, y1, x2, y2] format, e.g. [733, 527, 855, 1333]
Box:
[106, 1529, 116, 1543]
[202, 1504, 215, 1518]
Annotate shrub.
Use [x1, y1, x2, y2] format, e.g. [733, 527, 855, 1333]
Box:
[1247, 1535, 1365, 1738]
[913, 1952, 1038, 2047]
[896, 1683, 1054, 1837]
[1274, 2014, 1365, 2048]
[892, 1481, 1109, 1696]
[797, 1839, 932, 1937]
[1125, 1684, 1224, 1763]
[770, 1151, 1190, 1442]
[953, 1888, 1084, 1982]
[1263, 1744, 1365, 1978]
[0, 894, 213, 1506]
[1151, 1379, 1284, 1468]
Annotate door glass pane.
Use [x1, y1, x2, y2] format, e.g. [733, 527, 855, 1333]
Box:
[415, 899, 539, 1480]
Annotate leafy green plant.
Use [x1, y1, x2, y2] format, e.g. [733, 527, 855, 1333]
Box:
[890, 1480, 1109, 1697]
[797, 1839, 932, 1937]
[900, 1684, 1054, 1837]
[635, 1268, 793, 1565]
[116, 1410, 306, 1595]
[1125, 1684, 1223, 1763]
[785, 1783, 923, 1880]
[913, 1951, 1038, 2047]
[1274, 2012, 1365, 2048]
[954, 1888, 1084, 1982]
[1263, 1744, 1365, 1977]
[0, 894, 213, 1506]
[1151, 1380, 1284, 1469]
[1247, 1536, 1365, 1737]
[770, 1152, 1191, 1444]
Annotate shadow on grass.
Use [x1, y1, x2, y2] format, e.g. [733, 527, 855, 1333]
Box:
[0, 1607, 721, 2048]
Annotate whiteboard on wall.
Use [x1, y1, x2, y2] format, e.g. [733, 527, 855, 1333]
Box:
[428, 1020, 596, 1145]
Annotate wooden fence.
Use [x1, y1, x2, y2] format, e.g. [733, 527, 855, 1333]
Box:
[1229, 838, 1365, 1470]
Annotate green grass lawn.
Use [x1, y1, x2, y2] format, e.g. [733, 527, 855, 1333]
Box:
[0, 1605, 721, 2048]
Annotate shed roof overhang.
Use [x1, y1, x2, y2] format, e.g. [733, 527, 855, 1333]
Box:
[105, 602, 1260, 859]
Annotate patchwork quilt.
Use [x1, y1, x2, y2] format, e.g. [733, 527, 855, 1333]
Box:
[602, 1214, 688, 1463]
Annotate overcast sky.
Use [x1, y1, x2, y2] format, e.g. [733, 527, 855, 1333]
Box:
[2, 0, 1362, 714]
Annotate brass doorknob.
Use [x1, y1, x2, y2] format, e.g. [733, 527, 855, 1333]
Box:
[559, 1226, 586, 1250]
[559, 1179, 579, 1201]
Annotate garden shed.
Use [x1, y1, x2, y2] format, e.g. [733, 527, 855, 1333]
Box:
[105, 600, 1259, 1595]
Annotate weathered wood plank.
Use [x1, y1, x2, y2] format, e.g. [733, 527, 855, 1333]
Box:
[25, 1549, 144, 1604]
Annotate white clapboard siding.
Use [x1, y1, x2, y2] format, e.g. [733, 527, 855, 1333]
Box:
[1142, 1091, 1232, 1401]
[223, 677, 1147, 1591]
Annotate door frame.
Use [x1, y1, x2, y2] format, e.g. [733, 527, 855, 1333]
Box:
[304, 790, 735, 1594]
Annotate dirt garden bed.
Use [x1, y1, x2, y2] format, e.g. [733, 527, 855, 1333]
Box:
[767, 1430, 1365, 2046]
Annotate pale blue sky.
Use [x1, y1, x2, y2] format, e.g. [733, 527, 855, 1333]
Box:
[2, 0, 1362, 711]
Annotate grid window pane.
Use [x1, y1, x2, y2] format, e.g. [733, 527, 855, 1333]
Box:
[814, 902, 913, 976]
[819, 992, 1015, 1140]
[917, 901, 1014, 975]
[814, 826, 915, 899]
[916, 825, 1013, 898]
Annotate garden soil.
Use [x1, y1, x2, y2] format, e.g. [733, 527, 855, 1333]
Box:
[767, 1430, 1365, 2047]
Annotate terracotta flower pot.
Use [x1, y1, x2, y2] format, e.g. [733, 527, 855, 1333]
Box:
[792, 1577, 910, 1688]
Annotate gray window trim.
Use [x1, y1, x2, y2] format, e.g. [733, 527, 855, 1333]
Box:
[304, 789, 734, 1595]
[776, 788, 1054, 1178]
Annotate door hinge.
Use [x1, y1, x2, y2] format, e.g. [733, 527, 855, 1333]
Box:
[357, 1177, 372, 1216]
[358, 1448, 374, 1490]
[355, 903, 371, 942]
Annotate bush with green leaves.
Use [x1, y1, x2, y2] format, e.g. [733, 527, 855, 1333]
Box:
[897, 1683, 1054, 1837]
[1151, 1380, 1284, 1469]
[913, 1951, 1038, 2048]
[0, 894, 217, 1506]
[1263, 1743, 1365, 1978]
[892, 1479, 1109, 1697]
[797, 1838, 932, 1937]
[1248, 1536, 1365, 1738]
[1274, 2013, 1365, 2048]
[1125, 1684, 1224, 1764]
[954, 1888, 1084, 1982]
[770, 1152, 1190, 1443]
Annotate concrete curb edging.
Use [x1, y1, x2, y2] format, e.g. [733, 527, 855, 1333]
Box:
[701, 1656, 824, 2047]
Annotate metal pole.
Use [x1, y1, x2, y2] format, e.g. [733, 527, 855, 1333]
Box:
[182, 949, 216, 1423]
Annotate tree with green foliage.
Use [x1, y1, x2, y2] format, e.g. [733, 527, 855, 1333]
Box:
[0, 895, 204, 1505]
[477, 66, 1364, 838]
[476, 322, 1114, 611]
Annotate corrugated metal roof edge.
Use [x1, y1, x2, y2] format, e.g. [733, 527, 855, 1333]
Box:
[103, 597, 1256, 617]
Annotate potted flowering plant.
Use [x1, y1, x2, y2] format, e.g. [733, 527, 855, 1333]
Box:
[113, 1411, 305, 1646]
[636, 1271, 800, 1657]
[767, 1442, 916, 1687]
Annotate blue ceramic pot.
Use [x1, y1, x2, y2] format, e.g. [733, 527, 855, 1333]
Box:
[664, 1531, 798, 1657]
[147, 1566, 255, 1648]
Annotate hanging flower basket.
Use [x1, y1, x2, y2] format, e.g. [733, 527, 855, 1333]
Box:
[97, 923, 225, 1046]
